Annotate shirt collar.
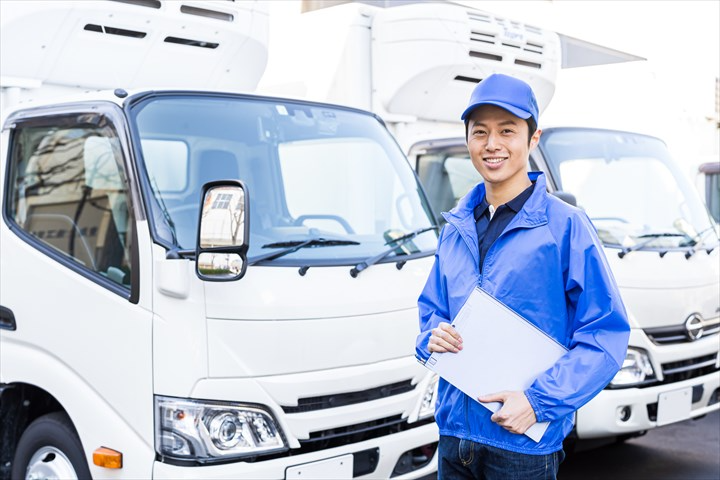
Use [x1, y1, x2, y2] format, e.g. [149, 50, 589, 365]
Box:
[473, 181, 536, 221]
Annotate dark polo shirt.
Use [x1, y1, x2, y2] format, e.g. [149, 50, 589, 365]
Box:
[473, 182, 536, 271]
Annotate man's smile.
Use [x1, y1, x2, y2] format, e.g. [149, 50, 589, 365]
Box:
[483, 156, 507, 166]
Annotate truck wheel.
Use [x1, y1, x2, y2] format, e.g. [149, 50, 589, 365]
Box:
[11, 411, 91, 480]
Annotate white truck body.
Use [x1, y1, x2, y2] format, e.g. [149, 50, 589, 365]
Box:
[0, 1, 439, 478]
[263, 0, 720, 445]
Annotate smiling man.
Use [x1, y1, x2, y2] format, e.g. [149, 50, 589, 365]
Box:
[416, 74, 630, 479]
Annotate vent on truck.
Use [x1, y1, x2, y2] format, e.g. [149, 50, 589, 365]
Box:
[466, 10, 547, 70]
[84, 24, 147, 38]
[110, 0, 236, 22]
[109, 0, 161, 8]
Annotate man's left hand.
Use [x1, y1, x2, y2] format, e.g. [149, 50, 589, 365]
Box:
[478, 391, 537, 435]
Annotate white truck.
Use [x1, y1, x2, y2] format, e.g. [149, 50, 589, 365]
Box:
[264, 0, 720, 449]
[0, 1, 441, 478]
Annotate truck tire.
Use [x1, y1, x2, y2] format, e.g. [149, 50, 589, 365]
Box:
[11, 411, 92, 480]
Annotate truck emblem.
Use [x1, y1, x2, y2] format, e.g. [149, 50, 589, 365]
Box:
[685, 313, 704, 341]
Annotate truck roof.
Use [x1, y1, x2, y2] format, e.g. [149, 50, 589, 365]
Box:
[0, 0, 269, 93]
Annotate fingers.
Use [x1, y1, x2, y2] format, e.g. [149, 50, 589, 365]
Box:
[480, 392, 509, 424]
[478, 392, 506, 403]
[428, 322, 463, 353]
[481, 391, 536, 435]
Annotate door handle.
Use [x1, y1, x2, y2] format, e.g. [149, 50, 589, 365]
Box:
[0, 306, 16, 331]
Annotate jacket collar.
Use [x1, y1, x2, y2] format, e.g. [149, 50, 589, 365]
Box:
[442, 172, 549, 258]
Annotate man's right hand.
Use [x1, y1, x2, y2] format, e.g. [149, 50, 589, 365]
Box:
[428, 322, 463, 353]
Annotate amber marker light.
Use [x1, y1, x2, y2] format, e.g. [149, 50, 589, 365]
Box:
[93, 447, 123, 469]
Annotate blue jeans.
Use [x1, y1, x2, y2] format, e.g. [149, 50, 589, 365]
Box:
[437, 435, 565, 480]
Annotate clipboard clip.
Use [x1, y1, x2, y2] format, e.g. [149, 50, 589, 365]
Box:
[415, 354, 430, 366]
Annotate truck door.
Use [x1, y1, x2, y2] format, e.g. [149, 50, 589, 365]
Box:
[0, 107, 154, 475]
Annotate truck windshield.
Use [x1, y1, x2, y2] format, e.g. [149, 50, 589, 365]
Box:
[539, 128, 719, 250]
[129, 94, 436, 264]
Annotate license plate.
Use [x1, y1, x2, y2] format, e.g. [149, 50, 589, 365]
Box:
[656, 387, 693, 426]
[285, 454, 354, 480]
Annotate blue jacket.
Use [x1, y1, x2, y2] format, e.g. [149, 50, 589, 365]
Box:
[416, 172, 630, 455]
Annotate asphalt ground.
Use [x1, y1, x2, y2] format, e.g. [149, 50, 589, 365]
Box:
[559, 410, 720, 480]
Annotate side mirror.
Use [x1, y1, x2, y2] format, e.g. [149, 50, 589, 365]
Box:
[196, 181, 249, 281]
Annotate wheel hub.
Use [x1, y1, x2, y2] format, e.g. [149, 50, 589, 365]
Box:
[25, 446, 77, 480]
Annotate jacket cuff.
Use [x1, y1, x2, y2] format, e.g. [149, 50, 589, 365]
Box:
[415, 331, 433, 363]
[524, 389, 546, 423]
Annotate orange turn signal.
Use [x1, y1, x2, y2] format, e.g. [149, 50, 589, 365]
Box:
[93, 447, 123, 469]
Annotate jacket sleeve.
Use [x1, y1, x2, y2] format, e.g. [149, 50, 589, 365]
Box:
[525, 212, 630, 422]
[416, 230, 450, 363]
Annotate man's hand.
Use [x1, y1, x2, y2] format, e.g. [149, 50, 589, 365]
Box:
[428, 322, 463, 353]
[478, 391, 537, 434]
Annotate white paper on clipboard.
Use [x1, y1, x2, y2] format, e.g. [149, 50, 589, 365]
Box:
[423, 287, 568, 442]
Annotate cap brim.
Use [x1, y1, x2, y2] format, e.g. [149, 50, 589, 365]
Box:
[461, 101, 532, 122]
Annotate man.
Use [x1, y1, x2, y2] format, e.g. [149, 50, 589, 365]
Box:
[416, 73, 630, 479]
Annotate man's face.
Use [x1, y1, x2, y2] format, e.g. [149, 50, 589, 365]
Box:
[466, 104, 541, 191]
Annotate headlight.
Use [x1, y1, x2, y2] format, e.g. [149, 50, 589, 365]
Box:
[155, 396, 287, 462]
[418, 374, 438, 419]
[609, 348, 656, 387]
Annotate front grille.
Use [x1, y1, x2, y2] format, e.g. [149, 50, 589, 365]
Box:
[296, 416, 435, 455]
[661, 354, 719, 383]
[252, 416, 435, 462]
[645, 317, 720, 345]
[303, 415, 405, 447]
[282, 380, 415, 413]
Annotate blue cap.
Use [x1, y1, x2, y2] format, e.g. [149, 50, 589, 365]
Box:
[461, 73, 539, 125]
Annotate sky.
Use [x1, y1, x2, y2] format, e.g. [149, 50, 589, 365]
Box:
[457, 0, 720, 173]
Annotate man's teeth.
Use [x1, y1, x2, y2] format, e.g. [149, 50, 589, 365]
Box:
[485, 158, 504, 164]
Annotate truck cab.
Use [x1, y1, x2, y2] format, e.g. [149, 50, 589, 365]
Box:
[0, 88, 442, 480]
[0, 1, 440, 478]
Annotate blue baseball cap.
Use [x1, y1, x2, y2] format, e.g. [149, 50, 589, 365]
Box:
[460, 73, 539, 125]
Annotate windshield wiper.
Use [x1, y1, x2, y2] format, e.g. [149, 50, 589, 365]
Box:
[350, 226, 438, 277]
[249, 238, 360, 265]
[617, 233, 686, 258]
[674, 226, 720, 258]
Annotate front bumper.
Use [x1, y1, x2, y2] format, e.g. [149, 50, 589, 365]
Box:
[576, 370, 720, 439]
[153, 421, 439, 479]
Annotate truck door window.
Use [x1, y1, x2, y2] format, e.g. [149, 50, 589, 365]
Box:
[7, 122, 133, 288]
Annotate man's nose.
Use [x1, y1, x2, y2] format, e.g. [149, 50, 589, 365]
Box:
[485, 132, 500, 150]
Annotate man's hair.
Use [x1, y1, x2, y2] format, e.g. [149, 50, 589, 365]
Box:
[464, 117, 538, 145]
[526, 118, 537, 144]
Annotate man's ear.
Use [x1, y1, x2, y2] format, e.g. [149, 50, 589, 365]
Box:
[529, 129, 542, 150]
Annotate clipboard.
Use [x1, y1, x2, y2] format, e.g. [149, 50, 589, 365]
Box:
[421, 287, 568, 442]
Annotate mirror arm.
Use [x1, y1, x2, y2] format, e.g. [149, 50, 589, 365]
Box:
[166, 248, 196, 260]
